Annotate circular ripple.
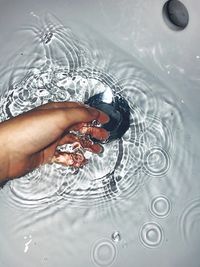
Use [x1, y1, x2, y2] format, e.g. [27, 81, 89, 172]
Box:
[143, 147, 170, 177]
[150, 195, 171, 218]
[6, 164, 63, 209]
[91, 239, 117, 267]
[139, 222, 164, 248]
[179, 198, 200, 244]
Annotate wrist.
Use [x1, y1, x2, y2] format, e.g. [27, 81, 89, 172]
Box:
[0, 146, 9, 182]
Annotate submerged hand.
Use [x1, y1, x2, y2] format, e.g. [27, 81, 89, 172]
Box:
[0, 102, 109, 182]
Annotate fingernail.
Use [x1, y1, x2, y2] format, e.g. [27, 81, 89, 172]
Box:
[100, 111, 110, 123]
[89, 107, 99, 116]
[99, 146, 104, 153]
[101, 131, 110, 141]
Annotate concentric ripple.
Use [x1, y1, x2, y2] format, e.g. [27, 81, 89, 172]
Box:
[139, 222, 164, 248]
[5, 164, 64, 209]
[143, 147, 170, 177]
[0, 13, 182, 210]
[150, 195, 171, 218]
[91, 238, 117, 267]
[179, 198, 200, 244]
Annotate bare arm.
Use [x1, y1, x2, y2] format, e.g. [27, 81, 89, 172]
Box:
[0, 101, 109, 183]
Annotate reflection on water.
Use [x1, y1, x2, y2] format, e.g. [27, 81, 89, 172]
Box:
[0, 13, 192, 260]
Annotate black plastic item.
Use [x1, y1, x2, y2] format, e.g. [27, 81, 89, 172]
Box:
[85, 92, 130, 143]
[163, 0, 189, 30]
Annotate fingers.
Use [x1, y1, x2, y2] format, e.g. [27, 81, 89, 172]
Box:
[34, 102, 109, 125]
[70, 123, 109, 141]
[34, 101, 109, 123]
[34, 101, 84, 110]
[58, 133, 79, 145]
[51, 151, 87, 168]
[58, 133, 103, 154]
[57, 107, 109, 131]
[95, 110, 110, 125]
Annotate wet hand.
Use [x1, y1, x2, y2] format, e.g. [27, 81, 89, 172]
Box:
[0, 102, 109, 182]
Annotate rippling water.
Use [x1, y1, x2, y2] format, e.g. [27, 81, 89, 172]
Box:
[0, 12, 196, 267]
[0, 14, 183, 207]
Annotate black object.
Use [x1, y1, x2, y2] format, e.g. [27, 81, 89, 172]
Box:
[163, 0, 189, 30]
[85, 92, 130, 143]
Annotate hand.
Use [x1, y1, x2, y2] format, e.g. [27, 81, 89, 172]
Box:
[0, 102, 109, 182]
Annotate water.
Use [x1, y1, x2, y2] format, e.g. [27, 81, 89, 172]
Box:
[0, 11, 198, 267]
[86, 92, 130, 143]
[91, 238, 117, 266]
[150, 195, 171, 218]
[0, 14, 180, 209]
[139, 222, 164, 248]
[111, 231, 121, 242]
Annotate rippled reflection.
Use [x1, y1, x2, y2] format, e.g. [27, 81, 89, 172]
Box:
[0, 13, 184, 213]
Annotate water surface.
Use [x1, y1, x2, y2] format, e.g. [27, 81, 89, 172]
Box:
[0, 13, 198, 267]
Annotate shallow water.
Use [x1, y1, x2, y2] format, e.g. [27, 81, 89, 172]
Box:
[0, 12, 199, 267]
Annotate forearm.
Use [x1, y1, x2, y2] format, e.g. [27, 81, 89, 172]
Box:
[0, 139, 9, 183]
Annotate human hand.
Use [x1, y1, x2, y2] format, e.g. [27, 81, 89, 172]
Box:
[0, 102, 109, 182]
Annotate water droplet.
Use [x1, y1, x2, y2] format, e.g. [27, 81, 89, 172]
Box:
[111, 231, 121, 242]
[42, 32, 53, 44]
[139, 222, 164, 248]
[91, 238, 117, 266]
[24, 236, 32, 253]
[150, 195, 171, 218]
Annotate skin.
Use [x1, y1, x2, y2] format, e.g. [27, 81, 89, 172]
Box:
[0, 102, 109, 183]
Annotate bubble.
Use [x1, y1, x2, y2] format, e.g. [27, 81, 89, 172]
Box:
[143, 147, 170, 177]
[139, 222, 164, 248]
[150, 195, 171, 218]
[111, 231, 121, 242]
[91, 239, 117, 267]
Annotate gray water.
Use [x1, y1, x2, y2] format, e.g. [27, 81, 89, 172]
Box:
[0, 6, 199, 267]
